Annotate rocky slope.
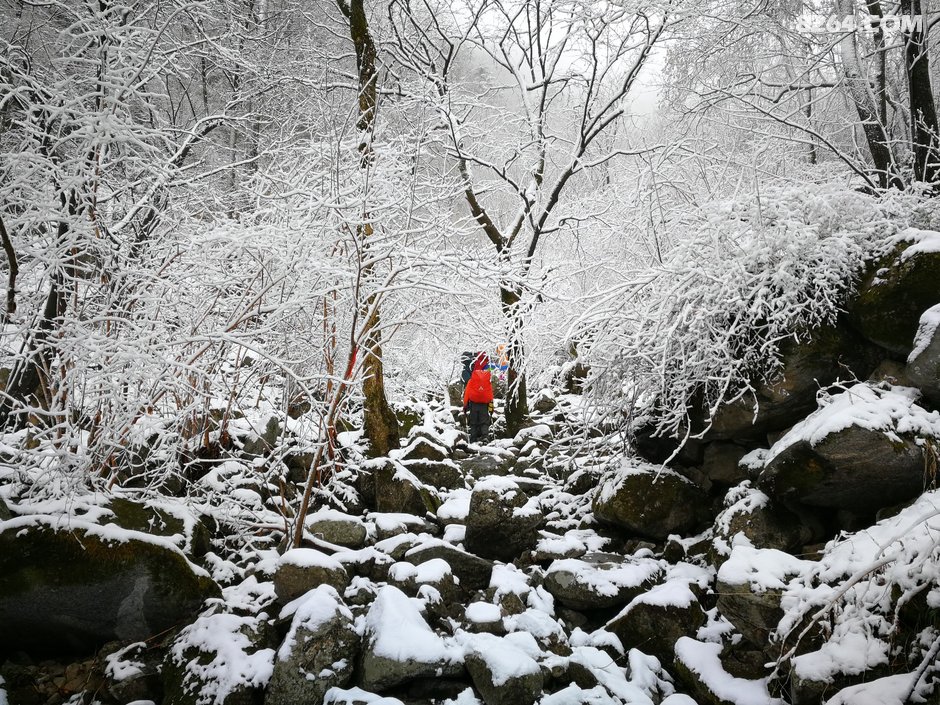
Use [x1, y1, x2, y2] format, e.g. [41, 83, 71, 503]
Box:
[1, 229, 940, 705]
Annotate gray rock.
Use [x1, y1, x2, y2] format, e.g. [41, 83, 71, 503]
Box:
[400, 435, 449, 462]
[464, 480, 543, 562]
[404, 542, 494, 591]
[375, 462, 441, 517]
[712, 484, 811, 561]
[104, 497, 211, 557]
[714, 545, 818, 653]
[308, 513, 368, 549]
[447, 380, 465, 409]
[459, 453, 515, 479]
[532, 389, 557, 413]
[358, 586, 462, 691]
[702, 443, 749, 486]
[402, 459, 465, 490]
[0, 496, 11, 521]
[266, 587, 359, 705]
[543, 554, 662, 611]
[758, 426, 929, 514]
[849, 237, 940, 356]
[242, 415, 282, 455]
[0, 524, 219, 656]
[715, 577, 785, 648]
[907, 305, 940, 406]
[101, 641, 163, 705]
[273, 549, 349, 604]
[593, 464, 708, 541]
[705, 323, 880, 441]
[607, 597, 706, 664]
[465, 637, 543, 705]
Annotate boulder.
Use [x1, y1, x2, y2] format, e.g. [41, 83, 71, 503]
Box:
[712, 484, 810, 560]
[400, 435, 449, 463]
[593, 462, 708, 541]
[849, 230, 940, 356]
[907, 304, 940, 406]
[387, 559, 460, 601]
[404, 541, 494, 591]
[104, 497, 211, 557]
[273, 549, 349, 604]
[375, 462, 441, 517]
[459, 452, 515, 479]
[715, 545, 812, 648]
[358, 586, 461, 691]
[0, 523, 219, 657]
[464, 478, 543, 562]
[265, 586, 359, 705]
[163, 612, 275, 705]
[607, 598, 706, 665]
[673, 638, 778, 705]
[705, 322, 880, 441]
[701, 443, 749, 487]
[100, 641, 163, 705]
[543, 554, 662, 611]
[447, 380, 464, 409]
[756, 385, 939, 514]
[532, 389, 557, 413]
[307, 510, 368, 549]
[464, 634, 543, 705]
[605, 565, 711, 663]
[401, 459, 464, 490]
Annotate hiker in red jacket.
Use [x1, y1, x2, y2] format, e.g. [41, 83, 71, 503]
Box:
[463, 352, 494, 443]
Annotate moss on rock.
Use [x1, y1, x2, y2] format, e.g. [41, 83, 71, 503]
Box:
[849, 241, 940, 356]
[0, 524, 220, 657]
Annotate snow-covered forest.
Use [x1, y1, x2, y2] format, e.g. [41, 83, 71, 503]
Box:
[2, 0, 940, 703]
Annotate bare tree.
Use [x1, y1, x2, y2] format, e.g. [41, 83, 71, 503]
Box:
[389, 0, 673, 435]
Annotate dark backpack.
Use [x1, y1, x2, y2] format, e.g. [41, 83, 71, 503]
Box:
[460, 351, 476, 383]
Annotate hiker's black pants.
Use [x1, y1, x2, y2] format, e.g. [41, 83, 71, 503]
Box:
[467, 401, 490, 443]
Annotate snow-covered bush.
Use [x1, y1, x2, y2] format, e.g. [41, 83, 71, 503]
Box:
[575, 184, 902, 442]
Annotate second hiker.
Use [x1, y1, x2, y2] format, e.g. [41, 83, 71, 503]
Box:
[462, 352, 494, 443]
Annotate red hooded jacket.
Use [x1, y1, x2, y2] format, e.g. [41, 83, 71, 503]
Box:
[463, 369, 494, 405]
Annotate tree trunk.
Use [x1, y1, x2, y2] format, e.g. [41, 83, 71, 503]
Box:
[500, 284, 528, 438]
[901, 0, 940, 184]
[340, 0, 400, 456]
[836, 0, 901, 188]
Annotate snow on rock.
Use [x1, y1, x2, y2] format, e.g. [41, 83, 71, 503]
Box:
[267, 585, 359, 705]
[437, 489, 472, 523]
[462, 632, 544, 705]
[907, 303, 940, 404]
[513, 424, 552, 446]
[465, 601, 502, 624]
[164, 612, 275, 705]
[543, 554, 662, 610]
[757, 383, 940, 512]
[273, 549, 349, 603]
[323, 686, 406, 704]
[763, 384, 940, 462]
[533, 529, 609, 560]
[674, 637, 782, 705]
[567, 646, 665, 704]
[593, 460, 707, 540]
[464, 479, 543, 562]
[359, 585, 461, 690]
[823, 672, 925, 705]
